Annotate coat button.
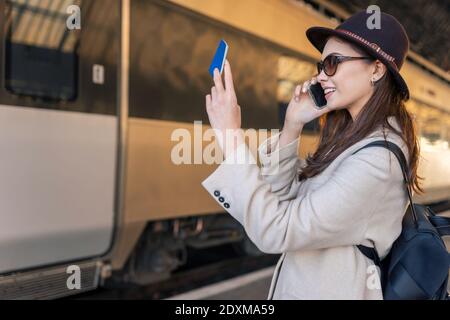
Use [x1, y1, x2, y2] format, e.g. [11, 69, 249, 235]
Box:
[214, 190, 220, 197]
[218, 197, 225, 203]
[224, 203, 230, 209]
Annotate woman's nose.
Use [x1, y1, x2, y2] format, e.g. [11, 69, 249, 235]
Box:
[316, 69, 328, 82]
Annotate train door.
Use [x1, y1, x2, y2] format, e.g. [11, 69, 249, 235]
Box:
[0, 0, 119, 274]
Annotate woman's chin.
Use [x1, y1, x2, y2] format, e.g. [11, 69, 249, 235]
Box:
[324, 101, 336, 110]
[324, 97, 335, 109]
[325, 93, 345, 110]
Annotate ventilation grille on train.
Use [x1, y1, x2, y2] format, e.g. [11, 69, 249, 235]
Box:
[0, 260, 101, 300]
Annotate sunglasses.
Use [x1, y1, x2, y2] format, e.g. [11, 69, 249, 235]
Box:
[317, 55, 373, 76]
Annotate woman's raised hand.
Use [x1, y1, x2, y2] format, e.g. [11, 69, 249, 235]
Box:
[205, 59, 241, 134]
[205, 60, 242, 158]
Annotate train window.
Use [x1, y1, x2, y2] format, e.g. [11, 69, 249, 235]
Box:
[422, 117, 441, 144]
[406, 100, 419, 122]
[445, 114, 450, 146]
[419, 106, 449, 148]
[277, 56, 319, 133]
[4, 0, 81, 101]
[129, 0, 305, 130]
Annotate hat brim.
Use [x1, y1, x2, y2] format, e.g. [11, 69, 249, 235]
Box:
[306, 27, 410, 100]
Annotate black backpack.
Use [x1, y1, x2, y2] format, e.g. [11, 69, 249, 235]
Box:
[352, 140, 450, 300]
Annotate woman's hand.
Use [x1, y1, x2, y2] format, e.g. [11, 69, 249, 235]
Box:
[205, 60, 242, 157]
[284, 77, 332, 132]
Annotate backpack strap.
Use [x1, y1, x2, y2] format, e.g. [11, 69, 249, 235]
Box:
[352, 140, 417, 222]
[428, 215, 450, 237]
[357, 243, 381, 267]
[351, 140, 415, 265]
[424, 204, 450, 237]
[352, 140, 450, 264]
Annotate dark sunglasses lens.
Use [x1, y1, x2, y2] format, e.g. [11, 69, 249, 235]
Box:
[324, 55, 337, 75]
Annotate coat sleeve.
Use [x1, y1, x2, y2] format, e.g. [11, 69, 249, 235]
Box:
[201, 140, 396, 254]
[257, 131, 306, 201]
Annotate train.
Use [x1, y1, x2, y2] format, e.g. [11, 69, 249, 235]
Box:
[0, 0, 449, 299]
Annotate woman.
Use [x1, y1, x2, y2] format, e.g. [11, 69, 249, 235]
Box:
[202, 10, 423, 299]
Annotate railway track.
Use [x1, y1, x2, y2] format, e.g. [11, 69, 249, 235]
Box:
[72, 247, 279, 300]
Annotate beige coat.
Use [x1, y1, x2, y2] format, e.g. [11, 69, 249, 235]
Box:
[201, 116, 410, 299]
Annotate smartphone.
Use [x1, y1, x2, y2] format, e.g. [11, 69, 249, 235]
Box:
[209, 39, 228, 77]
[308, 82, 327, 108]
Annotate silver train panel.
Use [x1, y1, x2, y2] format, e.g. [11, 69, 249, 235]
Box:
[0, 106, 116, 273]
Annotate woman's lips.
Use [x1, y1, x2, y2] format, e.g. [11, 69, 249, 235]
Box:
[325, 90, 334, 99]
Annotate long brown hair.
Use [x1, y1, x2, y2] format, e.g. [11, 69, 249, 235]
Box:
[298, 52, 424, 195]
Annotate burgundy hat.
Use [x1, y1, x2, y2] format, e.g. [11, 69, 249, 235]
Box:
[306, 10, 410, 100]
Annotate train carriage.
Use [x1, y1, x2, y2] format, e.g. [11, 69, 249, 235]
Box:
[0, 0, 448, 299]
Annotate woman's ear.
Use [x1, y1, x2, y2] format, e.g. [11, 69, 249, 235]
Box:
[372, 60, 387, 82]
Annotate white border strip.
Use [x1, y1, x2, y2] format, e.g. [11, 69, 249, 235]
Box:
[166, 266, 275, 300]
